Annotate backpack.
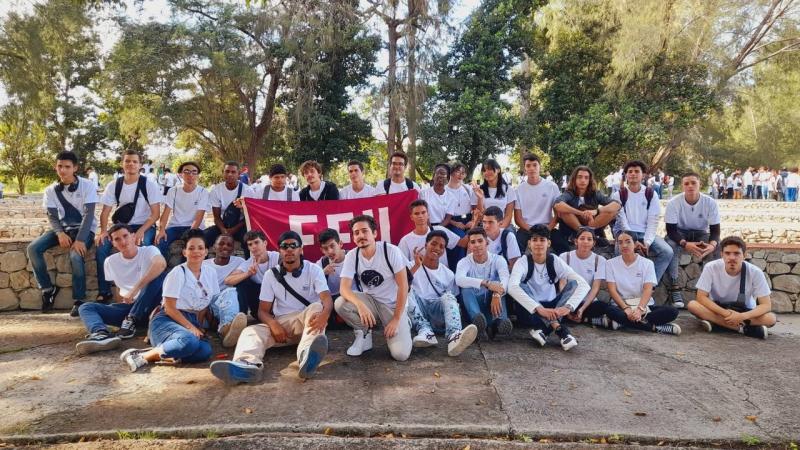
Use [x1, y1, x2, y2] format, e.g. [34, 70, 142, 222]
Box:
[498, 228, 512, 261]
[354, 242, 412, 291]
[522, 253, 560, 294]
[619, 186, 654, 211]
[263, 186, 293, 201]
[111, 176, 150, 224]
[383, 177, 414, 194]
[221, 183, 244, 228]
[565, 251, 599, 275]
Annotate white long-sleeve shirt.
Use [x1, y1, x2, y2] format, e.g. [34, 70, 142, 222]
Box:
[611, 187, 661, 246]
[455, 252, 509, 292]
[508, 255, 590, 313]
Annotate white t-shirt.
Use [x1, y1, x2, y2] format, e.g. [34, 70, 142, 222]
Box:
[743, 171, 753, 186]
[339, 183, 380, 200]
[412, 263, 457, 300]
[146, 172, 158, 185]
[397, 226, 461, 267]
[253, 184, 297, 201]
[104, 246, 162, 297]
[514, 178, 560, 226]
[559, 250, 606, 284]
[512, 254, 572, 303]
[486, 229, 521, 262]
[162, 263, 220, 311]
[316, 256, 343, 296]
[100, 177, 164, 226]
[260, 262, 329, 316]
[605, 255, 658, 305]
[203, 256, 246, 290]
[341, 242, 408, 306]
[87, 171, 99, 187]
[786, 173, 800, 188]
[695, 260, 770, 310]
[164, 173, 179, 188]
[377, 179, 421, 194]
[43, 177, 98, 231]
[308, 181, 327, 201]
[164, 185, 209, 228]
[455, 252, 510, 291]
[209, 182, 256, 210]
[483, 185, 516, 213]
[236, 251, 280, 284]
[445, 184, 477, 217]
[419, 187, 456, 224]
[610, 187, 661, 244]
[664, 193, 720, 231]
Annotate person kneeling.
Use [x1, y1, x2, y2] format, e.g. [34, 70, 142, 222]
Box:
[605, 230, 681, 335]
[408, 230, 478, 356]
[508, 225, 590, 351]
[121, 229, 216, 371]
[210, 231, 332, 384]
[687, 236, 776, 339]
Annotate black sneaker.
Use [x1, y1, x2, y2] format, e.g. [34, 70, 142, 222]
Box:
[75, 330, 121, 355]
[741, 324, 768, 340]
[69, 301, 83, 318]
[41, 287, 59, 312]
[488, 318, 513, 340]
[117, 316, 136, 339]
[472, 313, 488, 341]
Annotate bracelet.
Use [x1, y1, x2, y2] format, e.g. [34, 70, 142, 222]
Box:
[623, 306, 632, 311]
[637, 305, 647, 312]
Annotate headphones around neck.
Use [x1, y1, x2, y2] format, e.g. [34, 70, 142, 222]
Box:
[279, 257, 304, 278]
[55, 178, 79, 193]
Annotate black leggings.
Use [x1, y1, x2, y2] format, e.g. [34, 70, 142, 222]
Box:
[606, 304, 678, 332]
[582, 301, 609, 320]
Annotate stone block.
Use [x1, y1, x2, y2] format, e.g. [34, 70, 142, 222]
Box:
[9, 270, 30, 290]
[750, 259, 767, 271]
[54, 287, 73, 309]
[0, 251, 28, 272]
[752, 250, 766, 259]
[0, 288, 19, 311]
[684, 263, 702, 280]
[773, 275, 800, 294]
[85, 261, 97, 276]
[766, 251, 783, 262]
[55, 273, 72, 288]
[687, 277, 698, 290]
[0, 272, 9, 289]
[679, 253, 692, 266]
[767, 262, 791, 275]
[44, 251, 56, 270]
[86, 276, 98, 290]
[18, 288, 41, 310]
[782, 253, 800, 264]
[770, 291, 794, 313]
[55, 254, 71, 273]
[793, 264, 800, 275]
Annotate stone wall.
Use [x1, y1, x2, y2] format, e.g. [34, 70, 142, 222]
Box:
[1, 239, 799, 313]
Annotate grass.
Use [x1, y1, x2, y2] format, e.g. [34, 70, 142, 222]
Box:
[741, 433, 761, 446]
[204, 429, 220, 439]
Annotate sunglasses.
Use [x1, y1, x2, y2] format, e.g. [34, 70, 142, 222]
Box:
[196, 279, 209, 300]
[279, 242, 301, 249]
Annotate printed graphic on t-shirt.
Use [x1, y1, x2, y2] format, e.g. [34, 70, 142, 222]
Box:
[361, 270, 385, 288]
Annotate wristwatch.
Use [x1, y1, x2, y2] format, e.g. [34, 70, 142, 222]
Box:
[679, 239, 687, 248]
[566, 304, 575, 313]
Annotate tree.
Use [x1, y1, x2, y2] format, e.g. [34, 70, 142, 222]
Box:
[0, 106, 51, 195]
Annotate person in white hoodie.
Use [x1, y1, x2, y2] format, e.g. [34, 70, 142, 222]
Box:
[508, 225, 590, 351]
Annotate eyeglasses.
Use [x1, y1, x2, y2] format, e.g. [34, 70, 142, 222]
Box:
[182, 170, 199, 175]
[196, 279, 209, 299]
[279, 242, 301, 249]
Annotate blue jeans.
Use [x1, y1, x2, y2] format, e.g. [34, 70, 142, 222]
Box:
[96, 224, 156, 295]
[445, 224, 467, 273]
[78, 272, 165, 333]
[209, 287, 240, 332]
[461, 287, 508, 322]
[157, 226, 190, 259]
[787, 187, 798, 202]
[515, 280, 577, 330]
[408, 291, 462, 337]
[149, 311, 212, 363]
[761, 185, 769, 199]
[27, 230, 94, 301]
[616, 231, 673, 286]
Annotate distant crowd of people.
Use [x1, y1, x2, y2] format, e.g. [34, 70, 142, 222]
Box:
[709, 166, 800, 202]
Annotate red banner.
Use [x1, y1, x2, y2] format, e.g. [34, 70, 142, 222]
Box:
[243, 190, 417, 261]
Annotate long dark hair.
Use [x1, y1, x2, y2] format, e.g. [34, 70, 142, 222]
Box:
[566, 165, 597, 199]
[480, 158, 507, 199]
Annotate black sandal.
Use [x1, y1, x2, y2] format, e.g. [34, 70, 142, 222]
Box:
[95, 293, 113, 304]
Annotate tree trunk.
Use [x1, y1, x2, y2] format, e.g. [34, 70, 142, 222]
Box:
[405, 17, 418, 182]
[16, 173, 26, 195]
[386, 22, 401, 164]
[245, 67, 282, 171]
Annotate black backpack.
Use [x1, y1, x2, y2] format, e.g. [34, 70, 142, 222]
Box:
[619, 186, 654, 210]
[221, 183, 244, 228]
[498, 228, 512, 260]
[111, 176, 150, 224]
[383, 177, 414, 194]
[522, 253, 560, 294]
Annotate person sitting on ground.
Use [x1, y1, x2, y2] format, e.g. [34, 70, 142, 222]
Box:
[120, 229, 217, 372]
[224, 230, 280, 319]
[75, 224, 166, 354]
[155, 161, 209, 259]
[558, 227, 615, 329]
[513, 154, 562, 252]
[378, 152, 421, 194]
[202, 234, 248, 347]
[407, 230, 479, 356]
[210, 231, 332, 383]
[339, 160, 379, 199]
[604, 230, 681, 336]
[481, 206, 521, 270]
[508, 225, 590, 351]
[478, 158, 516, 229]
[204, 161, 255, 257]
[28, 151, 98, 316]
[664, 172, 721, 309]
[610, 160, 673, 286]
[335, 215, 413, 361]
[298, 160, 340, 201]
[419, 163, 457, 227]
[687, 236, 776, 339]
[398, 199, 465, 271]
[552, 165, 621, 252]
[455, 227, 512, 340]
[253, 164, 298, 201]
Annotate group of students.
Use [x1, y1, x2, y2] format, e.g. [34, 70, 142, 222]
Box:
[710, 166, 800, 201]
[26, 149, 778, 384]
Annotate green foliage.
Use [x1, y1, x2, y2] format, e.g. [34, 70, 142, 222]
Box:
[0, 106, 53, 195]
[740, 433, 761, 446]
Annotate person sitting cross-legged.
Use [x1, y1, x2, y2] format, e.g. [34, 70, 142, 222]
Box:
[121, 229, 216, 372]
[687, 236, 776, 339]
[407, 230, 478, 356]
[210, 231, 332, 383]
[508, 225, 590, 351]
[223, 230, 280, 319]
[75, 224, 166, 354]
[202, 234, 248, 348]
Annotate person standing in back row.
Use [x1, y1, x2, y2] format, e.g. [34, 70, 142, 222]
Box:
[378, 152, 420, 194]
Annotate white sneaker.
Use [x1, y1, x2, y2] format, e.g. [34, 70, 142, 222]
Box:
[413, 330, 438, 348]
[699, 319, 713, 332]
[529, 329, 547, 347]
[447, 324, 478, 357]
[560, 334, 578, 351]
[222, 312, 247, 348]
[346, 329, 373, 356]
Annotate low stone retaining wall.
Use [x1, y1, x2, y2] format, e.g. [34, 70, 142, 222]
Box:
[1, 239, 798, 313]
